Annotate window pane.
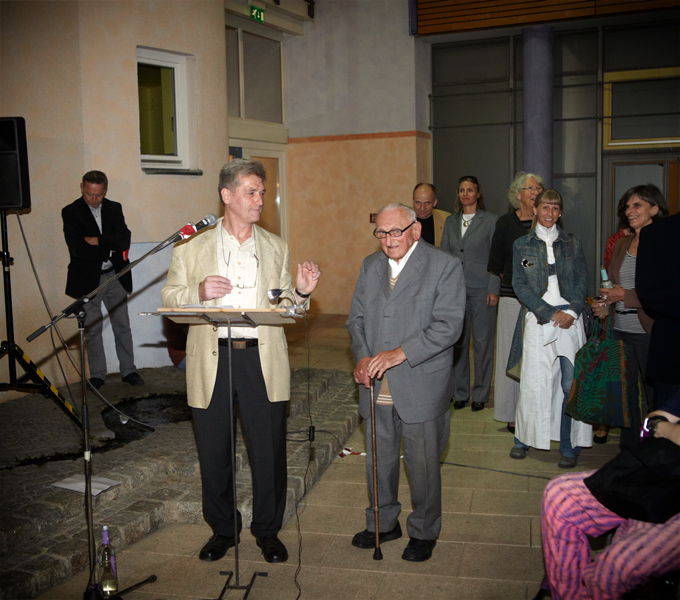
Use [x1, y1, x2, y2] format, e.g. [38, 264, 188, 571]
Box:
[611, 78, 680, 140]
[605, 22, 680, 71]
[226, 27, 240, 118]
[554, 175, 597, 294]
[554, 118, 597, 175]
[433, 40, 509, 85]
[138, 64, 176, 155]
[554, 31, 597, 75]
[555, 84, 597, 120]
[243, 32, 282, 123]
[433, 125, 510, 215]
[432, 91, 509, 127]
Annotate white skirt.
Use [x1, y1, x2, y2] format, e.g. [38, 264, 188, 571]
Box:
[515, 311, 592, 450]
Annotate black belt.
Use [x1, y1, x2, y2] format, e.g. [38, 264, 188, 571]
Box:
[219, 338, 258, 349]
[616, 308, 638, 315]
[101, 266, 115, 274]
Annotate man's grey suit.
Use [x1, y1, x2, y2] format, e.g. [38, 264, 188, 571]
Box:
[441, 209, 500, 405]
[346, 241, 465, 540]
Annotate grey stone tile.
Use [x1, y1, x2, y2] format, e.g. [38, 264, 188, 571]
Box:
[440, 513, 532, 546]
[458, 542, 545, 582]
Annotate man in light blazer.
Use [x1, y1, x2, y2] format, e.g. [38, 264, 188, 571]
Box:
[346, 203, 465, 562]
[161, 159, 320, 564]
[441, 176, 500, 412]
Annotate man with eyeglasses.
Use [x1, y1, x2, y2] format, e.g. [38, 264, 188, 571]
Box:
[162, 159, 321, 565]
[347, 203, 465, 562]
[412, 182, 450, 247]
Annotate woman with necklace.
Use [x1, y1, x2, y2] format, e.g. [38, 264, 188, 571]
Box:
[487, 172, 545, 433]
[441, 176, 499, 412]
[593, 184, 667, 447]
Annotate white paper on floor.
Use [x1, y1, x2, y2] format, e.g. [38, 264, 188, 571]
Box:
[52, 474, 121, 496]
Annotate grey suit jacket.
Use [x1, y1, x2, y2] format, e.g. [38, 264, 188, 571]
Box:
[346, 241, 465, 424]
[441, 209, 500, 294]
[161, 219, 296, 409]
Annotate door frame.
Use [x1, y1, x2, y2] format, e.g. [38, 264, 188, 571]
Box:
[229, 139, 288, 241]
[602, 153, 680, 256]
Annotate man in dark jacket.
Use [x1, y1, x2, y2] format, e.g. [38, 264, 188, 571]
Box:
[62, 170, 143, 389]
[637, 211, 680, 407]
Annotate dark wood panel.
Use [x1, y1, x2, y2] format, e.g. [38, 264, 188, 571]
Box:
[416, 0, 673, 35]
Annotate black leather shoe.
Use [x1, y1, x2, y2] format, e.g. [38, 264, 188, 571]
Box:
[452, 400, 467, 410]
[558, 455, 578, 469]
[89, 377, 105, 390]
[122, 372, 144, 386]
[352, 521, 402, 549]
[471, 401, 484, 412]
[402, 537, 436, 562]
[256, 535, 288, 563]
[199, 534, 237, 561]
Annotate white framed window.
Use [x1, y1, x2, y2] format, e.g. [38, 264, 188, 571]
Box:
[137, 47, 194, 171]
[225, 14, 288, 145]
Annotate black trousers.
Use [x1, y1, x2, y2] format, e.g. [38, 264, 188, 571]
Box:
[191, 344, 287, 538]
[614, 329, 653, 447]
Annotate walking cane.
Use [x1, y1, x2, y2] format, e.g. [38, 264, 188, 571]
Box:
[369, 378, 383, 560]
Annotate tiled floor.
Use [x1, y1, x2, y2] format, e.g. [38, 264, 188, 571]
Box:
[37, 314, 618, 600]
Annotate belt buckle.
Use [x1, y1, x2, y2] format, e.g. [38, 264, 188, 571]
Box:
[232, 340, 247, 350]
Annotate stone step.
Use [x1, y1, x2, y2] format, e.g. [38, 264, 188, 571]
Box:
[0, 369, 359, 600]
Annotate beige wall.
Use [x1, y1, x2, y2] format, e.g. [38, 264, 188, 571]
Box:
[287, 132, 431, 315]
[0, 1, 228, 397]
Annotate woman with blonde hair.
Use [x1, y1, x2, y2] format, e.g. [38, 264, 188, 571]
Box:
[507, 189, 592, 468]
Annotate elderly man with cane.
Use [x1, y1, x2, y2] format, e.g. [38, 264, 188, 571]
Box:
[346, 203, 465, 562]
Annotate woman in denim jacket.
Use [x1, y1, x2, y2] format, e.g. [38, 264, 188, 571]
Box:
[507, 189, 592, 468]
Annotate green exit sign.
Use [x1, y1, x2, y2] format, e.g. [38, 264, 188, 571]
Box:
[251, 6, 265, 23]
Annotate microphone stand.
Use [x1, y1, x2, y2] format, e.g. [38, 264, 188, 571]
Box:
[26, 221, 200, 599]
[28, 223, 199, 343]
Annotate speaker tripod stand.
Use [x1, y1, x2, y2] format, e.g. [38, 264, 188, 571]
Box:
[0, 209, 82, 427]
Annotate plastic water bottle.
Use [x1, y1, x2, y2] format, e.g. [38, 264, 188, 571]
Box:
[597, 264, 613, 315]
[600, 264, 613, 292]
[98, 526, 118, 597]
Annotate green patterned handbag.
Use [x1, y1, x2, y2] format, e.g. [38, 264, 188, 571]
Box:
[565, 315, 630, 428]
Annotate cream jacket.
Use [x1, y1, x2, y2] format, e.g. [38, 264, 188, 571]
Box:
[161, 219, 297, 408]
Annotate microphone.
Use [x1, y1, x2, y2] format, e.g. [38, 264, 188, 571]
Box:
[178, 213, 218, 240]
[268, 288, 305, 318]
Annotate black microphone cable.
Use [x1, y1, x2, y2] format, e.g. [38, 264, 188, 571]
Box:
[283, 310, 345, 600]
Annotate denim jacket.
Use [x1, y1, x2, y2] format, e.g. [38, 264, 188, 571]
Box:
[506, 226, 589, 377]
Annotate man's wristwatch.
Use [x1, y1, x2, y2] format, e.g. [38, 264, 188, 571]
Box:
[295, 288, 311, 298]
[641, 415, 669, 439]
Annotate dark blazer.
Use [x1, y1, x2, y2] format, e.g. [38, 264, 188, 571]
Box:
[637, 213, 680, 384]
[62, 197, 132, 298]
[346, 241, 465, 424]
[441, 209, 500, 293]
[488, 210, 531, 293]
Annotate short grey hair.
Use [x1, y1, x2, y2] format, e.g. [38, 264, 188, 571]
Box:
[377, 203, 417, 222]
[508, 172, 545, 209]
[218, 158, 267, 193]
